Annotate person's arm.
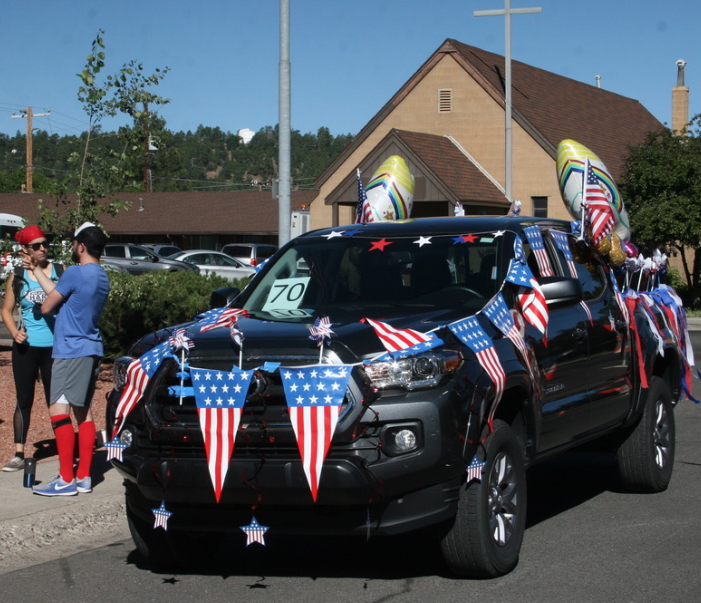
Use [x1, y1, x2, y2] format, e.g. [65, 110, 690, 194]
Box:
[1, 274, 27, 344]
[41, 288, 65, 316]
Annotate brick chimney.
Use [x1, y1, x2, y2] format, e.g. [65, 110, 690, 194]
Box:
[672, 59, 689, 135]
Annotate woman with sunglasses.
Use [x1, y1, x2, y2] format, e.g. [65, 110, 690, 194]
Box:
[1, 225, 62, 472]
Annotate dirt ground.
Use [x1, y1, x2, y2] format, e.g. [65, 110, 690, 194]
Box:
[0, 344, 112, 466]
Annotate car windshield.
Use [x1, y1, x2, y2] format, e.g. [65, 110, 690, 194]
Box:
[241, 231, 509, 320]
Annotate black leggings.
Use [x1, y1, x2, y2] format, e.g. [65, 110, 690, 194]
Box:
[11, 343, 53, 445]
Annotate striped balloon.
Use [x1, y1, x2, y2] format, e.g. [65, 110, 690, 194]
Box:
[365, 155, 415, 221]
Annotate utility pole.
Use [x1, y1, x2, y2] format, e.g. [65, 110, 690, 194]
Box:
[278, 0, 292, 247]
[143, 101, 151, 193]
[12, 106, 51, 193]
[474, 1, 541, 201]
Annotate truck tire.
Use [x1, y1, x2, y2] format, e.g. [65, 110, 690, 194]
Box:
[617, 375, 675, 493]
[440, 420, 527, 578]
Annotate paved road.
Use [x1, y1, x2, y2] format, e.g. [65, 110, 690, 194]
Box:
[1, 335, 700, 603]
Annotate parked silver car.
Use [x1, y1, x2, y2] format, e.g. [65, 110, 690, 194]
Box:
[103, 244, 198, 275]
[220, 243, 277, 267]
[171, 250, 256, 281]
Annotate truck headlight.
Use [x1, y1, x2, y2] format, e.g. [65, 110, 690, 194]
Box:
[113, 356, 134, 390]
[364, 350, 461, 391]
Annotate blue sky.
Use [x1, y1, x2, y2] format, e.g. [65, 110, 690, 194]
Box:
[1, 1, 698, 139]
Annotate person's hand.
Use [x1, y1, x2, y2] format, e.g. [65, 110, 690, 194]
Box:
[14, 328, 27, 345]
[19, 250, 35, 271]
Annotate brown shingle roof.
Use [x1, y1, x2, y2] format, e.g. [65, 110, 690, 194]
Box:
[447, 40, 663, 178]
[316, 39, 663, 188]
[392, 130, 507, 206]
[0, 190, 317, 236]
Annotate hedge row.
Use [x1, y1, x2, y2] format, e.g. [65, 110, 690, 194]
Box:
[100, 270, 247, 359]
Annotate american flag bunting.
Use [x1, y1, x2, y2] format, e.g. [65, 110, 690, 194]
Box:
[280, 365, 352, 501]
[191, 366, 254, 502]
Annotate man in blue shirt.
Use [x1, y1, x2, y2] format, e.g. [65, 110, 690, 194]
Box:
[27, 222, 110, 496]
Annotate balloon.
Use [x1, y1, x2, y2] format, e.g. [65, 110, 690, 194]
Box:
[365, 156, 415, 222]
[622, 240, 639, 258]
[608, 233, 627, 266]
[556, 139, 631, 241]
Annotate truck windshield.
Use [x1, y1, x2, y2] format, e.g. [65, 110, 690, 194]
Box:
[241, 231, 508, 320]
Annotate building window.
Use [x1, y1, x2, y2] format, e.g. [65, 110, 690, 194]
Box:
[438, 89, 452, 113]
[532, 196, 548, 217]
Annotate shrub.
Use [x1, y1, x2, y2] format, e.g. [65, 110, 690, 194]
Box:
[100, 270, 249, 359]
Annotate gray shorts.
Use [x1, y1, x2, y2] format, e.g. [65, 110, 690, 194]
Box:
[50, 356, 101, 408]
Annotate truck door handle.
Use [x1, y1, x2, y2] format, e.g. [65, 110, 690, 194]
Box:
[572, 327, 587, 342]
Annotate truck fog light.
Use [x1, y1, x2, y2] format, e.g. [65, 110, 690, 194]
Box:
[120, 428, 134, 447]
[394, 429, 416, 451]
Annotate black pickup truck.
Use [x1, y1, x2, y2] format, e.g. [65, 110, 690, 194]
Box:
[108, 216, 685, 577]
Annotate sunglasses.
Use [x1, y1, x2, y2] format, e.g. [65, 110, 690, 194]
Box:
[28, 241, 49, 251]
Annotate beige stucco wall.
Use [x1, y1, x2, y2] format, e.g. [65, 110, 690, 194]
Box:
[311, 53, 571, 230]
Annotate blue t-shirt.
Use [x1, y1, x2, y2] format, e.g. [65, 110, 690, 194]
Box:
[18, 265, 57, 348]
[53, 263, 110, 359]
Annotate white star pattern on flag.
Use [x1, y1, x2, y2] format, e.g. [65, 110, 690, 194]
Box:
[240, 516, 269, 546]
[523, 225, 553, 277]
[191, 366, 254, 502]
[152, 501, 173, 531]
[280, 365, 352, 501]
[113, 341, 172, 435]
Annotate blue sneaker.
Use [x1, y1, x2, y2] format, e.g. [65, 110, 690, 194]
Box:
[76, 476, 92, 493]
[33, 475, 77, 497]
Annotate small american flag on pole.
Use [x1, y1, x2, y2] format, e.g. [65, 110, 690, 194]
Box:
[523, 225, 553, 277]
[583, 158, 614, 245]
[355, 169, 372, 224]
[197, 308, 249, 333]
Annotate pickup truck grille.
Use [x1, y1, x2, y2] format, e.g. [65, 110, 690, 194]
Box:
[140, 355, 357, 452]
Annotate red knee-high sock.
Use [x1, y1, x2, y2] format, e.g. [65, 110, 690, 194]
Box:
[51, 414, 75, 482]
[76, 421, 96, 480]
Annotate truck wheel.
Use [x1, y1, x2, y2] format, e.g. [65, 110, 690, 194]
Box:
[441, 420, 527, 578]
[617, 376, 675, 493]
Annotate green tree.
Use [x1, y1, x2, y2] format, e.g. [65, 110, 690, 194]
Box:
[619, 115, 701, 306]
[37, 29, 170, 236]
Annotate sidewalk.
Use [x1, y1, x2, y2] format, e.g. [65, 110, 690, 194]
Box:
[0, 450, 129, 574]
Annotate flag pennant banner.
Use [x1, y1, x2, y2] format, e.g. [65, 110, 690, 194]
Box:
[191, 366, 255, 502]
[152, 501, 173, 531]
[523, 225, 553, 277]
[240, 516, 269, 546]
[549, 229, 577, 278]
[482, 293, 534, 375]
[113, 341, 173, 434]
[280, 366, 352, 501]
[448, 316, 506, 423]
[361, 317, 443, 358]
[505, 260, 549, 341]
[196, 308, 249, 333]
[583, 158, 615, 245]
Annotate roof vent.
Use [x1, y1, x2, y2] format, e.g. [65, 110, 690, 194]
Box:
[438, 89, 452, 113]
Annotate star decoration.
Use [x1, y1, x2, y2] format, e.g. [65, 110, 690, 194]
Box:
[241, 517, 269, 546]
[369, 238, 392, 251]
[492, 230, 506, 237]
[322, 230, 345, 239]
[461, 233, 478, 243]
[413, 236, 432, 247]
[342, 229, 361, 237]
[152, 501, 173, 531]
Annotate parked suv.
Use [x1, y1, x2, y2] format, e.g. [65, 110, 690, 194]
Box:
[108, 216, 685, 577]
[103, 243, 198, 275]
[221, 243, 277, 266]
